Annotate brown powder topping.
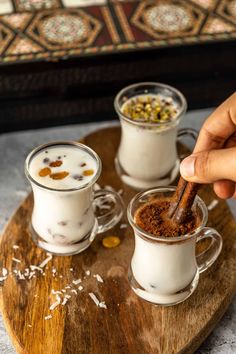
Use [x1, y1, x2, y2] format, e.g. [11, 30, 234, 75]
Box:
[135, 198, 198, 237]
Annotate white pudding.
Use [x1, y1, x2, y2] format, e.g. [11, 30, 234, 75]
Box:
[117, 94, 180, 189]
[28, 144, 99, 252]
[131, 233, 197, 297]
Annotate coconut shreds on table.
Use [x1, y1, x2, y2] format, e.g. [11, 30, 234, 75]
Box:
[78, 286, 83, 291]
[72, 278, 82, 285]
[30, 265, 43, 272]
[45, 315, 53, 320]
[0, 276, 7, 282]
[120, 224, 128, 229]
[39, 253, 53, 268]
[89, 293, 107, 309]
[85, 270, 91, 276]
[50, 301, 60, 311]
[89, 293, 100, 307]
[12, 257, 21, 263]
[13, 245, 19, 249]
[2, 268, 8, 277]
[99, 302, 107, 309]
[93, 274, 104, 283]
[208, 199, 219, 211]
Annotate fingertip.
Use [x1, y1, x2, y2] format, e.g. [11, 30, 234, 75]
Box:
[213, 180, 235, 199]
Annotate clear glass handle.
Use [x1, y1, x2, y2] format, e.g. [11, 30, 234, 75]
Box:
[93, 189, 124, 234]
[196, 227, 223, 273]
[177, 128, 198, 159]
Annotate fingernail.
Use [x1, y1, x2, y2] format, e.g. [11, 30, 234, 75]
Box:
[180, 156, 196, 177]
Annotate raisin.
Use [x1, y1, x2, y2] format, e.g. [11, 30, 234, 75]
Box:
[50, 171, 69, 180]
[49, 160, 63, 167]
[83, 169, 94, 176]
[39, 167, 51, 177]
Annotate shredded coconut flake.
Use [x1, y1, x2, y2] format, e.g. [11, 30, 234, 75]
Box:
[78, 286, 83, 291]
[2, 268, 8, 277]
[56, 294, 61, 303]
[28, 272, 35, 279]
[0, 276, 7, 282]
[62, 297, 69, 306]
[12, 257, 21, 263]
[28, 324, 32, 328]
[89, 293, 100, 307]
[93, 274, 104, 283]
[50, 301, 60, 311]
[99, 301, 107, 309]
[13, 245, 19, 249]
[45, 315, 52, 320]
[30, 265, 43, 272]
[70, 268, 73, 272]
[39, 253, 52, 268]
[85, 270, 91, 276]
[208, 199, 219, 211]
[52, 290, 62, 295]
[72, 279, 81, 285]
[120, 223, 127, 229]
[71, 289, 77, 294]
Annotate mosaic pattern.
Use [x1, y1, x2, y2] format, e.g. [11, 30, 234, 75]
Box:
[144, 4, 193, 33]
[0, 0, 235, 64]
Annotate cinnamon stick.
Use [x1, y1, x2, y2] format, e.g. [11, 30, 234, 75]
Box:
[169, 177, 200, 224]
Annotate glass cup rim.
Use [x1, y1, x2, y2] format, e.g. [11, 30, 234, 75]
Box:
[25, 141, 102, 192]
[127, 186, 208, 242]
[114, 82, 187, 128]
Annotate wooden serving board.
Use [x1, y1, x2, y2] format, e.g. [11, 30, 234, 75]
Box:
[1, 127, 236, 354]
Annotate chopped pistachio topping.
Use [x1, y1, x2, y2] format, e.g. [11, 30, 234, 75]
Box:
[121, 94, 178, 123]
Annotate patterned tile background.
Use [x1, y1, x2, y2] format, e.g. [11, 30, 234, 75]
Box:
[0, 0, 235, 64]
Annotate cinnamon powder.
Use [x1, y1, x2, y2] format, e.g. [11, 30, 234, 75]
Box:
[135, 198, 199, 237]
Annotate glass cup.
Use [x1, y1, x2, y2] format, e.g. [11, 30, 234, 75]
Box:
[127, 186, 223, 306]
[114, 82, 197, 190]
[25, 141, 124, 256]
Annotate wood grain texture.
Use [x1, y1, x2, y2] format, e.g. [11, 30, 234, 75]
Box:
[0, 126, 236, 354]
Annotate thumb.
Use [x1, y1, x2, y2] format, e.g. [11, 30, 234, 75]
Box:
[180, 147, 236, 183]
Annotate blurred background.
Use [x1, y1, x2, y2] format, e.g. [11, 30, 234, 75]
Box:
[0, 0, 235, 133]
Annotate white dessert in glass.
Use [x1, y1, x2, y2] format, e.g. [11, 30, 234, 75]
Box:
[127, 187, 223, 306]
[25, 142, 123, 255]
[114, 83, 195, 190]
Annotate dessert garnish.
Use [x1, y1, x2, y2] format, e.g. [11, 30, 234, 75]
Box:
[83, 169, 94, 176]
[39, 167, 51, 177]
[168, 177, 200, 224]
[122, 95, 178, 123]
[50, 171, 69, 180]
[49, 160, 63, 167]
[102, 236, 121, 248]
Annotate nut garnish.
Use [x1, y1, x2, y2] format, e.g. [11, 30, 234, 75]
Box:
[102, 236, 121, 248]
[83, 169, 94, 176]
[39, 167, 51, 177]
[49, 160, 63, 167]
[50, 171, 69, 180]
[122, 95, 177, 123]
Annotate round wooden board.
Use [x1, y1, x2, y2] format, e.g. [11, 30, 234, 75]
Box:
[1, 126, 236, 354]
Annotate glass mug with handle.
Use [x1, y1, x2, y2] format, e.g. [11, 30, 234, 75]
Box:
[25, 141, 124, 256]
[127, 186, 223, 306]
[114, 82, 198, 190]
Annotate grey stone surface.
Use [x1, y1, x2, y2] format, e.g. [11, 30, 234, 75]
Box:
[0, 109, 235, 353]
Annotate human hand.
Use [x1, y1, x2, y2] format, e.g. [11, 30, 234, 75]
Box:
[180, 92, 236, 199]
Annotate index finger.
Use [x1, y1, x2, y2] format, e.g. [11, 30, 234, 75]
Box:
[194, 92, 236, 153]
